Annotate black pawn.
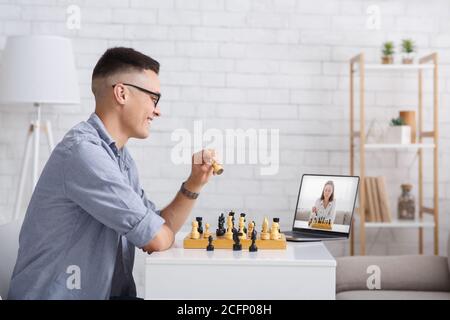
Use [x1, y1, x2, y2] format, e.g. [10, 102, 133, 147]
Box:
[206, 235, 214, 251]
[196, 217, 203, 234]
[249, 229, 258, 252]
[232, 230, 242, 251]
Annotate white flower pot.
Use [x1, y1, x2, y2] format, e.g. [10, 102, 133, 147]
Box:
[385, 125, 411, 144]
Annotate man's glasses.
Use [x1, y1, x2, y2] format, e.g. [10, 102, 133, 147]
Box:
[112, 83, 161, 107]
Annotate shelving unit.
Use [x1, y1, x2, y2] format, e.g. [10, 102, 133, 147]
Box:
[349, 52, 439, 256]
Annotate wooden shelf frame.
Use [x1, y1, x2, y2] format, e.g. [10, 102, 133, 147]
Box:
[349, 53, 439, 256]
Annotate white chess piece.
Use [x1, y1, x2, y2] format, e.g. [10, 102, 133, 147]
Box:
[203, 223, 211, 238]
[238, 217, 246, 240]
[190, 220, 200, 239]
[261, 217, 270, 240]
[247, 221, 254, 238]
[270, 221, 280, 240]
[225, 215, 233, 240]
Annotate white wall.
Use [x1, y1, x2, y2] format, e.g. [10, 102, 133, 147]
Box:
[0, 0, 449, 263]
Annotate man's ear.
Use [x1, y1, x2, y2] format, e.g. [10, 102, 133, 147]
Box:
[112, 84, 127, 105]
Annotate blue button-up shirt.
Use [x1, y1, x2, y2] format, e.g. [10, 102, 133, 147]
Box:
[8, 113, 165, 300]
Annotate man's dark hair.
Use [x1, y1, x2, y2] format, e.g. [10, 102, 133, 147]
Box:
[92, 47, 159, 80]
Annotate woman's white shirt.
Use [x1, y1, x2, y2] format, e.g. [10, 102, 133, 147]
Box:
[314, 198, 337, 222]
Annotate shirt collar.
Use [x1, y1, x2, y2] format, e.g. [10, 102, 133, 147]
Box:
[87, 113, 131, 168]
[321, 199, 333, 207]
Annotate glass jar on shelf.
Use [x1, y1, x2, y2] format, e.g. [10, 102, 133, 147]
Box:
[398, 184, 415, 220]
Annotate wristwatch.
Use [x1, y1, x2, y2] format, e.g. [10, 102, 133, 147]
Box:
[180, 182, 199, 199]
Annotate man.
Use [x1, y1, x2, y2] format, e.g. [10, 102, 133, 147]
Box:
[8, 47, 215, 299]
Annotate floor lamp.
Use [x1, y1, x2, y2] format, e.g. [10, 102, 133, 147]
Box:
[0, 36, 80, 220]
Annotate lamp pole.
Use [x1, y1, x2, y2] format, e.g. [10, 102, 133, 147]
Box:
[33, 103, 41, 188]
[14, 103, 55, 220]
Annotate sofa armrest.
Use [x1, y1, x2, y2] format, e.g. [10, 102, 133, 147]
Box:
[336, 255, 450, 293]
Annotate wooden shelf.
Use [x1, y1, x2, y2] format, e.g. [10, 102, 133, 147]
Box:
[354, 64, 434, 72]
[349, 52, 439, 256]
[364, 219, 435, 229]
[363, 143, 435, 150]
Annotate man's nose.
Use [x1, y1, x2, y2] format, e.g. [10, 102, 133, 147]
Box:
[153, 105, 161, 117]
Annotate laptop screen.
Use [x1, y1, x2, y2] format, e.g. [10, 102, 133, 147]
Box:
[293, 174, 359, 235]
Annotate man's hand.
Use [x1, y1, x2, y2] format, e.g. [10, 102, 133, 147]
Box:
[185, 149, 216, 193]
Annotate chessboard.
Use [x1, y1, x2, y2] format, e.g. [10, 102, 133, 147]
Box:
[309, 222, 333, 230]
[183, 234, 287, 250]
[183, 211, 287, 250]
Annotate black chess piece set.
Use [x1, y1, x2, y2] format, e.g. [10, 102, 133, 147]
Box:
[207, 211, 258, 252]
[230, 228, 257, 252]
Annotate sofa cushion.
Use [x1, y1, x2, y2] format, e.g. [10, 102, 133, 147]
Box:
[336, 255, 450, 293]
[337, 290, 450, 300]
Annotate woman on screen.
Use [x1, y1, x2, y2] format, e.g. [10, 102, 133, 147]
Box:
[311, 180, 336, 223]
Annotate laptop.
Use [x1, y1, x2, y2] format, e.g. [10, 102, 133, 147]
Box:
[284, 174, 360, 242]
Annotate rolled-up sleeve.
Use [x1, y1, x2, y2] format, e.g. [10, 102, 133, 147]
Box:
[63, 140, 165, 248]
[140, 188, 161, 216]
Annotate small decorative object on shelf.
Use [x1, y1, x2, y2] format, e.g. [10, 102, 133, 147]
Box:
[385, 117, 411, 144]
[401, 39, 415, 64]
[381, 41, 394, 64]
[398, 184, 415, 220]
[390, 116, 405, 126]
[399, 110, 417, 143]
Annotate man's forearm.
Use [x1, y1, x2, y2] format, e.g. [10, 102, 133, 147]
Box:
[160, 180, 201, 234]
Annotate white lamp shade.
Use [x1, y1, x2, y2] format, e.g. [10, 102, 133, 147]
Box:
[0, 35, 80, 105]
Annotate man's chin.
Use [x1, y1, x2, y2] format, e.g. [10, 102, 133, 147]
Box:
[134, 130, 150, 139]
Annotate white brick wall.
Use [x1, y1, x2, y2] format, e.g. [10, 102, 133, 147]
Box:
[0, 0, 449, 265]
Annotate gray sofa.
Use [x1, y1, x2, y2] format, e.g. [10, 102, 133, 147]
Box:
[336, 234, 450, 300]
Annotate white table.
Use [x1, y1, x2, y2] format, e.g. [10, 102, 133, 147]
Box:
[145, 233, 336, 300]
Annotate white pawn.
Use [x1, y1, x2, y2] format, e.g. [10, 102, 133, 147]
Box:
[204, 223, 211, 238]
[190, 220, 200, 239]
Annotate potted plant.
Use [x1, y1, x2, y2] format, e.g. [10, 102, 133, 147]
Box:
[401, 39, 415, 64]
[381, 41, 394, 64]
[384, 116, 411, 144]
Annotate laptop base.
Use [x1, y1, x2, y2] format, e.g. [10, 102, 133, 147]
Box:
[284, 230, 347, 242]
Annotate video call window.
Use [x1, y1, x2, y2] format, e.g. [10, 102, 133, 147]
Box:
[294, 175, 359, 234]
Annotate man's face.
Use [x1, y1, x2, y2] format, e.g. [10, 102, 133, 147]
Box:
[120, 69, 161, 139]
